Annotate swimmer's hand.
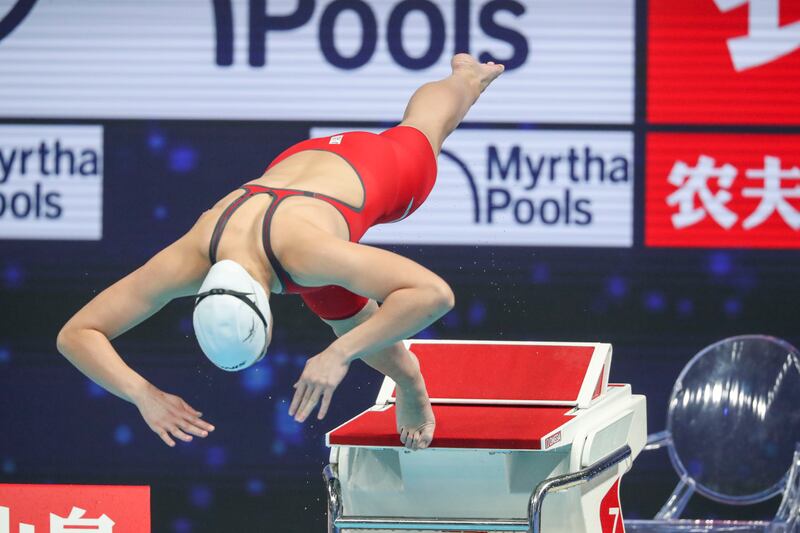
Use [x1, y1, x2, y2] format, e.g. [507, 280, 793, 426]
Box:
[290, 348, 350, 423]
[132, 383, 215, 447]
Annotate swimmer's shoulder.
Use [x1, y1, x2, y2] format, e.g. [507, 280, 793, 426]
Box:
[175, 208, 219, 268]
[189, 188, 249, 248]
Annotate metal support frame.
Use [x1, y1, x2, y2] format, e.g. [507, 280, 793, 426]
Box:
[323, 445, 632, 533]
[624, 443, 800, 532]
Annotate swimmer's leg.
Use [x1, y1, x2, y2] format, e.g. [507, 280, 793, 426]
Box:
[325, 301, 435, 451]
[399, 53, 505, 155]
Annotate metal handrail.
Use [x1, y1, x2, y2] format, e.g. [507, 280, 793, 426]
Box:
[323, 444, 632, 533]
[529, 445, 632, 533]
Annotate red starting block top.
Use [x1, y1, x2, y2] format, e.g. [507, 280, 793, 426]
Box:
[381, 341, 611, 407]
[327, 341, 613, 450]
[327, 404, 574, 450]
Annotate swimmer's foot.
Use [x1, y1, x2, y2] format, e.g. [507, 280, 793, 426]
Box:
[394, 362, 436, 451]
[451, 53, 505, 95]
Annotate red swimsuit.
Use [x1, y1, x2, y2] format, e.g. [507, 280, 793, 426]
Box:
[208, 126, 437, 320]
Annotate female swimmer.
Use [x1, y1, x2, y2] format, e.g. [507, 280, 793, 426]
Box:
[57, 53, 504, 451]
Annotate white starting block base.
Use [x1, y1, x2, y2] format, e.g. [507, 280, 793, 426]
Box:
[325, 340, 647, 533]
[334, 452, 630, 533]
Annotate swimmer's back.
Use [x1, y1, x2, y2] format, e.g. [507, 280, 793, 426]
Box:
[255, 149, 366, 208]
[260, 127, 437, 231]
[195, 126, 438, 277]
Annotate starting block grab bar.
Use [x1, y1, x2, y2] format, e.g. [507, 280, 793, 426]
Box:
[323, 445, 633, 533]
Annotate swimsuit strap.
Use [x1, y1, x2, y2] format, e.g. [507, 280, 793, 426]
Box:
[208, 187, 255, 264]
[259, 187, 361, 293]
[260, 190, 312, 292]
[210, 183, 359, 292]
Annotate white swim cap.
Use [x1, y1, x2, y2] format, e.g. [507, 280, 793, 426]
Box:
[192, 260, 271, 372]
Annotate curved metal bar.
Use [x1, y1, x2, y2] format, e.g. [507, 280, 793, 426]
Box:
[528, 445, 632, 533]
[655, 478, 696, 520]
[644, 430, 673, 451]
[323, 464, 342, 533]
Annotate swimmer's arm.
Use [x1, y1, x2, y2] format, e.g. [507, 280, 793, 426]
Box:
[56, 235, 207, 404]
[287, 239, 454, 363]
[324, 301, 422, 390]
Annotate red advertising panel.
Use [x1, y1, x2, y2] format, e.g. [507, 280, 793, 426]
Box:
[646, 133, 800, 248]
[0, 484, 150, 533]
[648, 0, 800, 125]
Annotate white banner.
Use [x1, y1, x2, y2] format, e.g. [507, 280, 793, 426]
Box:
[0, 0, 633, 124]
[312, 127, 633, 247]
[0, 125, 103, 240]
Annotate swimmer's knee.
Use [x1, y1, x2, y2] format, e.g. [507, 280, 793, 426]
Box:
[56, 323, 80, 356]
[55, 326, 70, 355]
[429, 281, 455, 314]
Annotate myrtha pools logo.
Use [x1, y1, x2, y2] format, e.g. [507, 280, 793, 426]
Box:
[0, 125, 103, 241]
[442, 144, 628, 227]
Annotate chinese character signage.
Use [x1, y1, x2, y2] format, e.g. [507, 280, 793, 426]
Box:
[714, 0, 800, 71]
[0, 485, 149, 533]
[646, 133, 800, 248]
[648, 0, 800, 124]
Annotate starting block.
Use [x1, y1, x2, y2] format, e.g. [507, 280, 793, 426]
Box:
[323, 340, 647, 532]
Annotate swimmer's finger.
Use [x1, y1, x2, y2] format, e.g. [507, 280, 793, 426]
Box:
[179, 420, 210, 438]
[298, 386, 322, 422]
[289, 381, 307, 416]
[157, 428, 176, 447]
[317, 388, 334, 420]
[182, 413, 215, 432]
[180, 399, 202, 417]
[293, 383, 316, 420]
[170, 426, 193, 443]
[296, 387, 322, 422]
[192, 417, 215, 432]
